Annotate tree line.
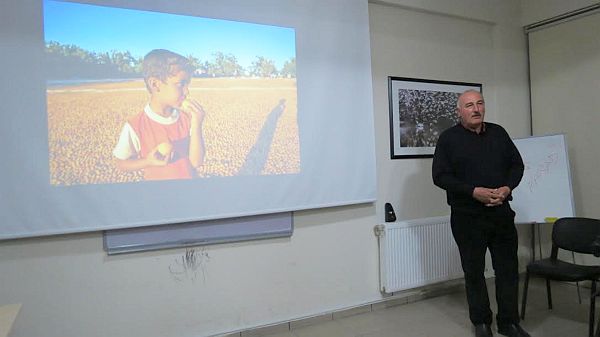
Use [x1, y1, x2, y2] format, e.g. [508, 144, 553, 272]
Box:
[45, 41, 296, 80]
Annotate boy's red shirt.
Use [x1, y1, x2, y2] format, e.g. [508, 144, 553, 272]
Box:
[128, 110, 195, 180]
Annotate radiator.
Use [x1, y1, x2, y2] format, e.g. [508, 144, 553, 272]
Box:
[375, 216, 463, 293]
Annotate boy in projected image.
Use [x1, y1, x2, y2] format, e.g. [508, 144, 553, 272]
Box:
[113, 49, 205, 181]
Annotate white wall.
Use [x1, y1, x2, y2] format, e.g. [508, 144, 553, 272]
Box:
[0, 1, 531, 337]
[529, 13, 600, 219]
[371, 1, 530, 223]
[522, 0, 600, 267]
[370, 0, 530, 289]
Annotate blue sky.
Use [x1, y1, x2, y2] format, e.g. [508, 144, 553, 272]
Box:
[43, 0, 296, 69]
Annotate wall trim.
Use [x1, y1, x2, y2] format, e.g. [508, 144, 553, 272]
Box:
[524, 3, 600, 33]
[211, 279, 465, 337]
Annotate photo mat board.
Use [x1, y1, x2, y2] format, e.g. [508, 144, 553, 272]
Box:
[388, 77, 482, 159]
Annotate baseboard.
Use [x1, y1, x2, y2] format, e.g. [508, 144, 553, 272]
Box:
[210, 278, 465, 337]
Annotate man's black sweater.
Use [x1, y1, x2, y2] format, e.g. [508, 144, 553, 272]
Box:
[432, 122, 524, 216]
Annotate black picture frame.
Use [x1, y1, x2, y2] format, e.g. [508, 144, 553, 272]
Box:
[388, 77, 482, 159]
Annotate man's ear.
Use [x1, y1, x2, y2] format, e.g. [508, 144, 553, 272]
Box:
[148, 76, 161, 93]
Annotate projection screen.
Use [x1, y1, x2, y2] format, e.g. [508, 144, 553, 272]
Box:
[0, 0, 376, 239]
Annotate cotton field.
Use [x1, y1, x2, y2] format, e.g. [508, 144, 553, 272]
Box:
[47, 78, 299, 185]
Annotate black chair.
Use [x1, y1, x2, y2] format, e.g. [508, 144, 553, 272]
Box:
[520, 217, 600, 337]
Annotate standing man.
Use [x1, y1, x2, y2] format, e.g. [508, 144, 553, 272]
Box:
[432, 90, 530, 337]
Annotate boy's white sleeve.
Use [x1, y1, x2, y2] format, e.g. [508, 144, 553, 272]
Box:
[113, 123, 141, 160]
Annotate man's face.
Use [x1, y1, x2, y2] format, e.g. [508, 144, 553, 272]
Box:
[457, 91, 485, 131]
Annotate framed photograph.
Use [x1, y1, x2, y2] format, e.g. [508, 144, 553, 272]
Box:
[388, 77, 482, 159]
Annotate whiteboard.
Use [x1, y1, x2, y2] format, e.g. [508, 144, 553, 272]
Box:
[512, 134, 575, 223]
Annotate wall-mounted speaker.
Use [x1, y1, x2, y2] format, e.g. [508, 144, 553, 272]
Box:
[385, 203, 396, 222]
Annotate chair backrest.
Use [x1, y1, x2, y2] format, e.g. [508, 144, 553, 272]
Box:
[552, 217, 600, 255]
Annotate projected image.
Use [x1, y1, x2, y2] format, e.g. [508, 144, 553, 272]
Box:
[44, 0, 298, 185]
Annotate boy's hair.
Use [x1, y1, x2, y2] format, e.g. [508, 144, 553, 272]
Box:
[142, 49, 195, 91]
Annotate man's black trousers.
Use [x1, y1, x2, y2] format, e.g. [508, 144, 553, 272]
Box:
[450, 212, 520, 326]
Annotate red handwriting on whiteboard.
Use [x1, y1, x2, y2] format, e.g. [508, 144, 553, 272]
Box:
[525, 152, 559, 193]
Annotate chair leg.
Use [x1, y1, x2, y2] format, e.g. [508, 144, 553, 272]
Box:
[573, 252, 583, 304]
[596, 307, 600, 337]
[546, 278, 553, 309]
[521, 272, 530, 320]
[590, 281, 597, 337]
